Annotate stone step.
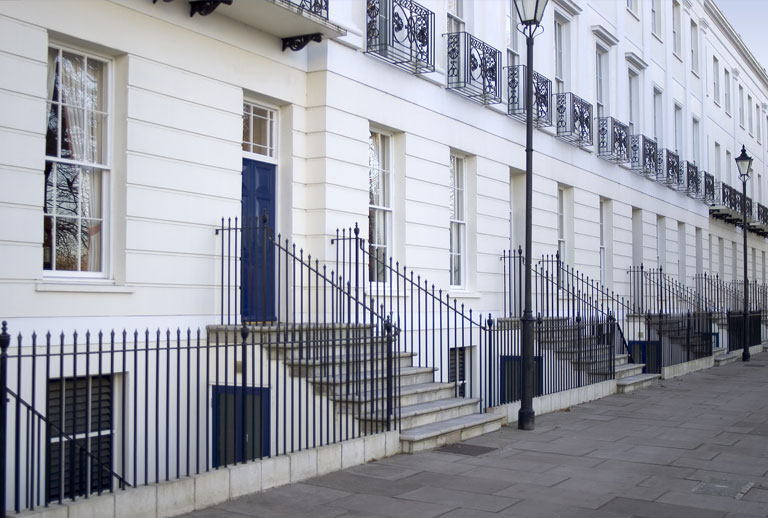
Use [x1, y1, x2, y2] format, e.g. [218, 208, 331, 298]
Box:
[615, 362, 645, 380]
[399, 412, 505, 454]
[359, 397, 480, 430]
[332, 382, 456, 413]
[615, 354, 629, 366]
[284, 351, 414, 378]
[309, 366, 435, 395]
[266, 337, 389, 360]
[209, 323, 376, 343]
[616, 373, 661, 393]
[714, 350, 741, 366]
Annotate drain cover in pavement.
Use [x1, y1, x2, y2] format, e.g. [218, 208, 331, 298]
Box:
[693, 479, 754, 499]
[436, 443, 496, 456]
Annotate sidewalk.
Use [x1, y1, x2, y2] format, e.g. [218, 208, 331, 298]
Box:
[181, 354, 768, 518]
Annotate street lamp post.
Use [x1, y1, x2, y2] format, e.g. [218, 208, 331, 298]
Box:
[513, 0, 549, 431]
[735, 145, 753, 362]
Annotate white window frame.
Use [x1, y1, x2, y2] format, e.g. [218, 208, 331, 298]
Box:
[599, 200, 607, 286]
[748, 94, 754, 135]
[726, 149, 732, 185]
[714, 142, 721, 183]
[626, 0, 638, 17]
[692, 117, 700, 165]
[653, 88, 663, 146]
[739, 85, 745, 127]
[674, 104, 683, 153]
[756, 104, 762, 143]
[595, 45, 608, 120]
[712, 56, 720, 105]
[672, 1, 682, 57]
[690, 20, 699, 74]
[628, 67, 640, 135]
[554, 15, 568, 94]
[368, 129, 393, 283]
[242, 100, 278, 164]
[44, 44, 112, 278]
[506, 0, 519, 68]
[447, 0, 465, 34]
[449, 154, 466, 288]
[651, 0, 662, 37]
[724, 69, 732, 115]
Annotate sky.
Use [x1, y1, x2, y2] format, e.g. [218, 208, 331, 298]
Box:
[715, 0, 768, 73]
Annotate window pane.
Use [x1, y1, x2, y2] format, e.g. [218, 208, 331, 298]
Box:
[242, 106, 251, 152]
[46, 102, 60, 158]
[61, 51, 86, 107]
[81, 168, 102, 219]
[85, 58, 105, 112]
[81, 218, 102, 272]
[55, 216, 80, 271]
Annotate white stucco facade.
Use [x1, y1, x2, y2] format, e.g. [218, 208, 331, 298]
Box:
[1, 0, 767, 336]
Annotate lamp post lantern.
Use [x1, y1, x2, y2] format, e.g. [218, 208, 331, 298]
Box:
[735, 144, 753, 362]
[513, 0, 549, 431]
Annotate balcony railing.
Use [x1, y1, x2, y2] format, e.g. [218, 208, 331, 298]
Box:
[710, 182, 742, 223]
[446, 32, 501, 104]
[290, 0, 329, 19]
[657, 149, 681, 189]
[366, 0, 434, 74]
[554, 93, 593, 147]
[684, 162, 700, 198]
[703, 172, 716, 204]
[597, 117, 629, 163]
[630, 134, 657, 177]
[507, 65, 552, 127]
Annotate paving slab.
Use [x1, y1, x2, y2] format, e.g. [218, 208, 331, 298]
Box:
[176, 352, 768, 518]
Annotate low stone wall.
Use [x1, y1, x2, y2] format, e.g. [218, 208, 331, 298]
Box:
[661, 355, 714, 379]
[487, 380, 617, 425]
[20, 431, 400, 518]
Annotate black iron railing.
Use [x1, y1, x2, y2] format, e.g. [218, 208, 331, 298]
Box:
[507, 65, 552, 127]
[445, 32, 501, 104]
[684, 161, 700, 198]
[289, 0, 329, 19]
[332, 225, 486, 401]
[554, 93, 593, 148]
[631, 312, 713, 373]
[630, 134, 657, 177]
[628, 265, 712, 315]
[597, 117, 629, 163]
[501, 249, 631, 358]
[657, 148, 681, 188]
[703, 172, 716, 204]
[2, 307, 399, 512]
[366, 0, 434, 74]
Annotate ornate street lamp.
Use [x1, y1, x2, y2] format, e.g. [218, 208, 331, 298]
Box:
[513, 0, 549, 431]
[735, 145, 753, 362]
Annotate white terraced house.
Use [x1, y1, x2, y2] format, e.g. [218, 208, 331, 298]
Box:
[1, 0, 767, 516]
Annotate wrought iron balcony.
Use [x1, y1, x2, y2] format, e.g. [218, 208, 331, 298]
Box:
[507, 65, 552, 127]
[629, 134, 657, 178]
[753, 203, 768, 235]
[657, 149, 681, 189]
[446, 32, 501, 105]
[366, 0, 434, 74]
[154, 0, 347, 47]
[710, 182, 742, 223]
[597, 117, 629, 163]
[684, 162, 700, 198]
[703, 172, 716, 204]
[554, 93, 593, 148]
[289, 0, 328, 19]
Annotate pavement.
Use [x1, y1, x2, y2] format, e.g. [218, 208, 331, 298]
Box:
[181, 353, 768, 518]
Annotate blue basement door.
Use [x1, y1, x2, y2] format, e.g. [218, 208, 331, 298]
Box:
[241, 158, 276, 323]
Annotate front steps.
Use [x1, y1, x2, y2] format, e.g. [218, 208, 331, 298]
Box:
[614, 353, 662, 393]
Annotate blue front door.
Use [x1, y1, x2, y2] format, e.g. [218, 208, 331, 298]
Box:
[241, 158, 276, 322]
